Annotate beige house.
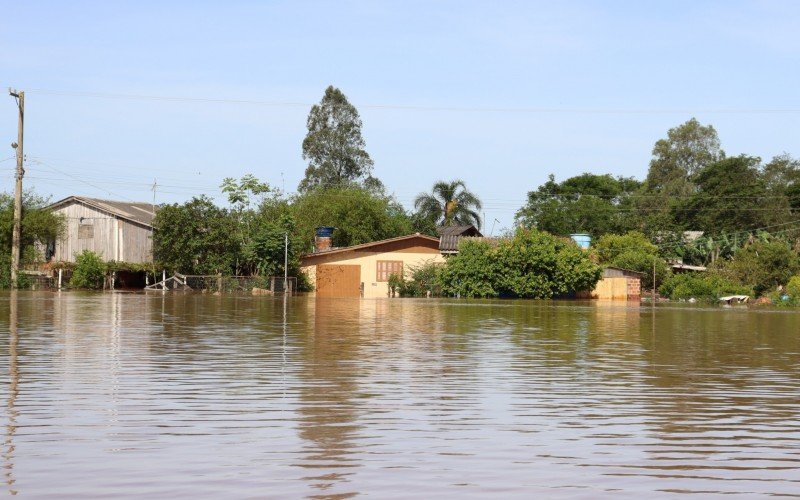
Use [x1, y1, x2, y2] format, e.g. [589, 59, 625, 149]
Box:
[300, 233, 445, 298]
[45, 196, 157, 264]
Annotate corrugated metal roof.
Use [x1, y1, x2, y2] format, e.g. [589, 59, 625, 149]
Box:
[603, 266, 646, 278]
[437, 225, 483, 252]
[48, 196, 158, 227]
[436, 225, 481, 236]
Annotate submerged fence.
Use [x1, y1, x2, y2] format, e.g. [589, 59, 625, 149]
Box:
[147, 274, 297, 294]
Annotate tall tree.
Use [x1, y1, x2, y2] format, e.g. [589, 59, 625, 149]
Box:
[292, 186, 412, 249]
[515, 173, 640, 236]
[644, 118, 724, 195]
[763, 153, 800, 214]
[299, 86, 381, 192]
[413, 180, 482, 229]
[680, 155, 767, 233]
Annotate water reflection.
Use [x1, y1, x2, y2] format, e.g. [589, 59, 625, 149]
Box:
[4, 291, 18, 496]
[295, 299, 363, 495]
[0, 294, 799, 497]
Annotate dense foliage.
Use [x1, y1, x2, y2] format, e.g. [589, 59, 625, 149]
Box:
[659, 273, 751, 301]
[515, 173, 640, 237]
[291, 186, 412, 249]
[714, 240, 800, 295]
[438, 229, 601, 298]
[593, 231, 669, 289]
[438, 239, 501, 298]
[70, 250, 106, 289]
[395, 260, 444, 297]
[645, 118, 724, 196]
[153, 196, 240, 275]
[0, 191, 65, 288]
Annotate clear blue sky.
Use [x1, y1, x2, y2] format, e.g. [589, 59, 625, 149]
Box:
[2, 1, 799, 231]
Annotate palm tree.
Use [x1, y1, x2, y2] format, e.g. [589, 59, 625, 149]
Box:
[413, 180, 482, 229]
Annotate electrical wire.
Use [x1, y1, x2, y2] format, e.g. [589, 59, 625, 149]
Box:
[22, 88, 800, 115]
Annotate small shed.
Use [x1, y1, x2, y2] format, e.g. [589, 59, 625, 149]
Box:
[45, 196, 157, 264]
[583, 266, 643, 300]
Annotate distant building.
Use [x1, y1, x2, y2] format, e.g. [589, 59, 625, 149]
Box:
[45, 196, 157, 264]
[671, 263, 707, 273]
[300, 233, 445, 298]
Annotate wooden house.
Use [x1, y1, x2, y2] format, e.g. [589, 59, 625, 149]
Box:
[45, 196, 157, 264]
[300, 233, 445, 298]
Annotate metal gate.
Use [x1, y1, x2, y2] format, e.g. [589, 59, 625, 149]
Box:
[316, 264, 361, 297]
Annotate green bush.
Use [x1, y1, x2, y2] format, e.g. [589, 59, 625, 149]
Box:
[659, 272, 751, 301]
[438, 239, 500, 298]
[593, 231, 657, 263]
[70, 250, 106, 289]
[776, 275, 800, 306]
[392, 260, 443, 297]
[611, 250, 670, 290]
[438, 229, 602, 299]
[786, 276, 800, 300]
[720, 241, 800, 295]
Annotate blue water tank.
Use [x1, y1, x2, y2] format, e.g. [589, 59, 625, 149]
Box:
[570, 233, 591, 249]
[315, 226, 335, 237]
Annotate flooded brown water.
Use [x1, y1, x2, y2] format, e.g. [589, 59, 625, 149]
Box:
[1, 292, 800, 498]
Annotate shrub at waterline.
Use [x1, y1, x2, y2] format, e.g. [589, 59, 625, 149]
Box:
[438, 239, 500, 298]
[658, 273, 751, 301]
[775, 275, 800, 306]
[438, 229, 602, 299]
[389, 260, 444, 297]
[70, 250, 106, 289]
[715, 240, 800, 296]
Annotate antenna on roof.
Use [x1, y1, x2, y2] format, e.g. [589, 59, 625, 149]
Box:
[490, 218, 500, 237]
[151, 179, 157, 215]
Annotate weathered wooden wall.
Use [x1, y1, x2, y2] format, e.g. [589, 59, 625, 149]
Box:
[120, 219, 153, 263]
[52, 201, 153, 263]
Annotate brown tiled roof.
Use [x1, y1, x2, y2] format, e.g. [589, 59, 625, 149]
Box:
[48, 196, 158, 228]
[301, 233, 440, 260]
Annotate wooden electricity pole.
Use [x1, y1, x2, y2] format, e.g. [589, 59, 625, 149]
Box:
[9, 89, 24, 289]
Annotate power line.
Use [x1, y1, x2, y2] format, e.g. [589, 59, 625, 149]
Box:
[29, 158, 135, 202]
[23, 88, 800, 115]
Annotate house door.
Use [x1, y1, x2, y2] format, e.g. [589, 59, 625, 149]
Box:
[316, 264, 361, 298]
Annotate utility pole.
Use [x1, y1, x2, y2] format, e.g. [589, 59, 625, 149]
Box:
[9, 89, 24, 289]
[284, 233, 288, 294]
[652, 258, 656, 305]
[151, 179, 157, 215]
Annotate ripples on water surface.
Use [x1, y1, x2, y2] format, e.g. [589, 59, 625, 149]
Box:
[1, 292, 799, 498]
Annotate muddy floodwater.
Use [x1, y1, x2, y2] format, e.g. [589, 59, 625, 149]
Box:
[1, 292, 800, 498]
